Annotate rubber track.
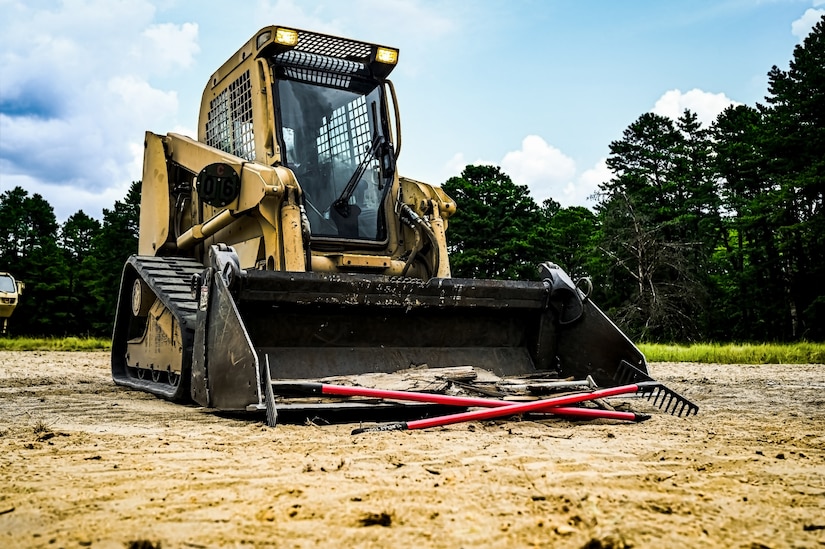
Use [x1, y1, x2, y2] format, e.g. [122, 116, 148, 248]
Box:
[112, 256, 204, 400]
[130, 256, 203, 329]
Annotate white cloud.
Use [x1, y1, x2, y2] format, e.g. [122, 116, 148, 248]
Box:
[105, 75, 179, 128]
[135, 22, 200, 74]
[353, 0, 455, 38]
[651, 88, 739, 127]
[256, 0, 350, 36]
[0, 173, 134, 223]
[563, 158, 609, 207]
[500, 135, 576, 203]
[1, 0, 461, 223]
[436, 138, 603, 208]
[256, 0, 455, 42]
[442, 153, 469, 180]
[791, 8, 825, 41]
[0, 0, 199, 220]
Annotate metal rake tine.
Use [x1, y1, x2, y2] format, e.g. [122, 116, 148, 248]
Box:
[662, 391, 679, 415]
[636, 382, 698, 417]
[661, 388, 677, 413]
[617, 361, 699, 417]
[650, 386, 667, 407]
[659, 384, 698, 417]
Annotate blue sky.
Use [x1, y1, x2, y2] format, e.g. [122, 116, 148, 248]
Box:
[1, 0, 823, 222]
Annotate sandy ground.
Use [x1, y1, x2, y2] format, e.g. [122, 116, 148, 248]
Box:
[0, 351, 823, 549]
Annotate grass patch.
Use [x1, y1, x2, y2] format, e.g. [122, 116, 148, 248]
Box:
[0, 336, 111, 351]
[640, 342, 825, 364]
[0, 337, 822, 364]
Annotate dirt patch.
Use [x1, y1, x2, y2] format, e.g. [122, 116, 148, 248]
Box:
[1, 351, 823, 548]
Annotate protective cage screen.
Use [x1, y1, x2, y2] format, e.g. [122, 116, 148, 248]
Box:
[316, 95, 372, 166]
[205, 70, 256, 160]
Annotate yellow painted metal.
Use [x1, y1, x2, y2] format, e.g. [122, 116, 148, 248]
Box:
[309, 255, 424, 277]
[131, 278, 154, 317]
[177, 209, 237, 250]
[427, 204, 452, 279]
[331, 254, 393, 270]
[0, 272, 22, 334]
[139, 132, 299, 272]
[126, 300, 184, 375]
[279, 191, 306, 272]
[138, 132, 171, 255]
[137, 26, 461, 280]
[199, 29, 281, 165]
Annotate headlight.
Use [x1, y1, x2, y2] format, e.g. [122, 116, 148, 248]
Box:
[375, 47, 398, 65]
[274, 27, 299, 47]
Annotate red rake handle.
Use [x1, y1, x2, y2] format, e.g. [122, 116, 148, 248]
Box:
[350, 383, 647, 433]
[317, 383, 644, 422]
[272, 382, 648, 423]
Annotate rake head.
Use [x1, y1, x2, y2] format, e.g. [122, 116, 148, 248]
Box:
[616, 361, 699, 417]
[635, 381, 699, 417]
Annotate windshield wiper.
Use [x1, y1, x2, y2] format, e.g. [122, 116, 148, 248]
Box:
[332, 133, 386, 218]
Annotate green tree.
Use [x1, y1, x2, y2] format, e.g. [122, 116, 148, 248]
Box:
[710, 104, 785, 340]
[0, 187, 68, 335]
[760, 14, 825, 339]
[83, 182, 141, 334]
[538, 201, 598, 281]
[595, 111, 718, 341]
[441, 165, 544, 280]
[0, 187, 28, 269]
[60, 211, 103, 334]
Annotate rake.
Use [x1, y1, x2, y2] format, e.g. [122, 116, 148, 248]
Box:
[269, 380, 652, 423]
[264, 360, 698, 429]
[350, 380, 695, 434]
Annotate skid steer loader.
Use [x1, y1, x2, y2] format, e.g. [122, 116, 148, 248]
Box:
[111, 26, 652, 423]
[0, 272, 22, 335]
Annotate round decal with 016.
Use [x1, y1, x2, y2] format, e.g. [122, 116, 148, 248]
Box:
[197, 163, 241, 207]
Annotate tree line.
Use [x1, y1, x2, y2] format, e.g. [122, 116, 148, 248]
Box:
[443, 16, 825, 342]
[0, 183, 139, 337]
[1, 16, 822, 342]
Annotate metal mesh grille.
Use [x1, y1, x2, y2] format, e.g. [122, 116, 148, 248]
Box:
[283, 66, 351, 88]
[316, 95, 371, 164]
[280, 50, 364, 76]
[205, 70, 255, 160]
[274, 30, 374, 80]
[293, 31, 373, 61]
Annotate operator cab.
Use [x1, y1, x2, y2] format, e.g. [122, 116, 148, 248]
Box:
[267, 29, 398, 244]
[0, 273, 17, 295]
[276, 77, 393, 242]
[200, 27, 401, 249]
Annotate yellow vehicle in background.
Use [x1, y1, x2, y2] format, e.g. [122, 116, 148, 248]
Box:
[0, 272, 22, 335]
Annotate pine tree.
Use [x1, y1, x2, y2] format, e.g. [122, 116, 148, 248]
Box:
[760, 14, 825, 339]
[441, 165, 544, 280]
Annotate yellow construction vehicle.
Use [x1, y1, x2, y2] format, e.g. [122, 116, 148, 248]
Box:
[0, 272, 22, 335]
[112, 26, 651, 421]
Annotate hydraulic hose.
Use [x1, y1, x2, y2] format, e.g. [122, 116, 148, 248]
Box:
[399, 204, 439, 278]
[401, 223, 422, 277]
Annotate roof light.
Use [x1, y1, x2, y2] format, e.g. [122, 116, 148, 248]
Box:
[274, 27, 299, 47]
[375, 47, 398, 65]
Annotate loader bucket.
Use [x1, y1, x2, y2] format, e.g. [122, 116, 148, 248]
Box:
[190, 247, 648, 413]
